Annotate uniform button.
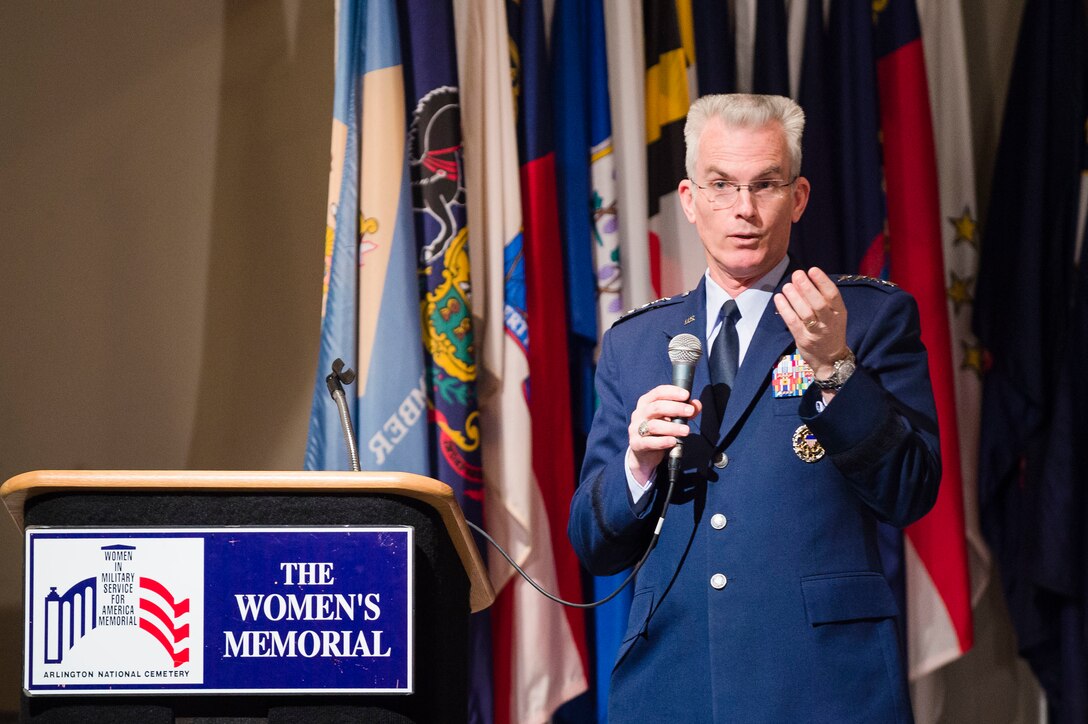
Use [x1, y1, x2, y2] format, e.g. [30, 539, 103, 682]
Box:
[710, 573, 728, 590]
[711, 513, 727, 530]
[713, 452, 729, 469]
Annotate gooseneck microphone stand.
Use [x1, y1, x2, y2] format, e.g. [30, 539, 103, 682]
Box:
[325, 358, 362, 473]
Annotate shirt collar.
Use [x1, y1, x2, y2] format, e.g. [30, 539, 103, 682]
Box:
[704, 255, 790, 331]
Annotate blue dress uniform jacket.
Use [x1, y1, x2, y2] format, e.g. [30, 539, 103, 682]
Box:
[569, 274, 941, 723]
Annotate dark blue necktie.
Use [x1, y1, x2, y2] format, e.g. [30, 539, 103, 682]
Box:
[710, 299, 741, 389]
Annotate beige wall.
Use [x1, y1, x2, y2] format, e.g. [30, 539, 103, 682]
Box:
[0, 0, 333, 713]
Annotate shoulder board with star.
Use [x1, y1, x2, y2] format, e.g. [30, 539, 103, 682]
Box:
[834, 274, 899, 291]
[612, 291, 690, 327]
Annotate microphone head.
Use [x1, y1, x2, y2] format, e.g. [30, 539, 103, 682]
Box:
[668, 333, 702, 365]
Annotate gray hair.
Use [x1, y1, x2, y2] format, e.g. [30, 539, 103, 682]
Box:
[684, 93, 805, 179]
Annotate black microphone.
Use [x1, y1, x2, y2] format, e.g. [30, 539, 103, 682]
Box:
[666, 333, 702, 484]
[667, 333, 702, 421]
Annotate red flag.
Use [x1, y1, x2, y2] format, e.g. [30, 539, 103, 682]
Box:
[490, 1, 589, 721]
[875, 0, 973, 673]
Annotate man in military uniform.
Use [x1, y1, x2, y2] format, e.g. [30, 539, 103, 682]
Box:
[568, 93, 940, 722]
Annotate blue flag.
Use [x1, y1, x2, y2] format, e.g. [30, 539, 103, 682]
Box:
[790, 0, 841, 270]
[692, 0, 735, 95]
[828, 0, 886, 277]
[552, 1, 629, 721]
[751, 0, 789, 95]
[973, 1, 1088, 719]
[305, 0, 427, 475]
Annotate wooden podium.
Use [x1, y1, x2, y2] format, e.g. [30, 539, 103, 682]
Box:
[2, 470, 495, 724]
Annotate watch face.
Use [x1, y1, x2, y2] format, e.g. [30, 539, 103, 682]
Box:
[815, 353, 855, 390]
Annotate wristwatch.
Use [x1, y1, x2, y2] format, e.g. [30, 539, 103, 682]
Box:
[812, 349, 856, 391]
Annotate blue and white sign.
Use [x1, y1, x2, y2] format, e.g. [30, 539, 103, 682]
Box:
[24, 527, 413, 695]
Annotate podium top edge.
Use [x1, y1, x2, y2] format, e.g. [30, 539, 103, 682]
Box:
[1, 470, 495, 611]
[2, 469, 452, 495]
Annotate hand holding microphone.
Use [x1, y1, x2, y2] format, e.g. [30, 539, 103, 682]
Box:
[627, 334, 703, 484]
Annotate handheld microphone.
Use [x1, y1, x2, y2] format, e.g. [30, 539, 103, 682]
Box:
[666, 333, 702, 476]
[667, 333, 702, 422]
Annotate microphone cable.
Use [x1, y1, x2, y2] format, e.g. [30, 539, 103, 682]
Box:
[466, 475, 677, 609]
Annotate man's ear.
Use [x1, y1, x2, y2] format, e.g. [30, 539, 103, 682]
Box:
[678, 178, 697, 223]
[791, 176, 811, 223]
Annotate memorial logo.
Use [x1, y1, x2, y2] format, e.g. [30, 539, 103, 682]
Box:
[27, 534, 204, 689]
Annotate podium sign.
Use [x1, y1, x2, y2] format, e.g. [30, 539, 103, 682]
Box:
[24, 527, 413, 696]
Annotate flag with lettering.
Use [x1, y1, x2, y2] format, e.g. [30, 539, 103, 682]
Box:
[306, 0, 428, 474]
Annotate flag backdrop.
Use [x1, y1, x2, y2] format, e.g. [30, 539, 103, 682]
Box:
[307, 1, 493, 719]
[553, 1, 626, 719]
[306, 0, 427, 475]
[828, 0, 886, 278]
[497, 1, 589, 722]
[916, 0, 991, 607]
[790, 0, 840, 271]
[751, 0, 789, 96]
[911, 0, 999, 719]
[303, 2, 1075, 720]
[875, 0, 973, 679]
[644, 0, 700, 296]
[973, 0, 1088, 720]
[396, 0, 492, 718]
[604, 1, 653, 310]
[692, 0, 734, 96]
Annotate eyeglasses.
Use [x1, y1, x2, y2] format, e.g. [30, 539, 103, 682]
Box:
[689, 177, 797, 209]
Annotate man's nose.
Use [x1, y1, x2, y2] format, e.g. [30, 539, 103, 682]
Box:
[732, 187, 758, 218]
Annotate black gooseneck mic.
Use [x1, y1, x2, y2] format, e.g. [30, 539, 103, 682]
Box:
[326, 358, 361, 473]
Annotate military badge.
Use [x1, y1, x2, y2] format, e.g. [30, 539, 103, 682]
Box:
[772, 352, 814, 398]
[792, 424, 825, 463]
